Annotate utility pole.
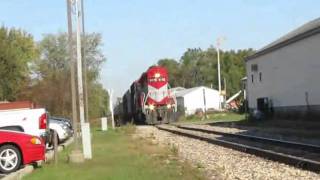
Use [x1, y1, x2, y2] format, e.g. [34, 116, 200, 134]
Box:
[216, 37, 225, 110]
[108, 89, 115, 129]
[67, 0, 78, 146]
[224, 78, 227, 104]
[76, 0, 85, 126]
[80, 0, 89, 124]
[67, 0, 84, 163]
[76, 0, 92, 159]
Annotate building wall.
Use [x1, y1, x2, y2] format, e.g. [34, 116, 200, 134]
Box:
[246, 33, 320, 119]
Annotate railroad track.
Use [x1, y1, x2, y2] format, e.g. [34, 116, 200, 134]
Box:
[155, 125, 320, 173]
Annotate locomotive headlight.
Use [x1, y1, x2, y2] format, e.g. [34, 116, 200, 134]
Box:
[167, 104, 172, 109]
[149, 104, 155, 110]
[155, 73, 160, 78]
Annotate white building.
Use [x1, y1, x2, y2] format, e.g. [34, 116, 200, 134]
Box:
[245, 18, 320, 120]
[169, 87, 186, 95]
[175, 86, 223, 115]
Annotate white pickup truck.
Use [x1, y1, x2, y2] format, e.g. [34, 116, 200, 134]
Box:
[0, 108, 49, 141]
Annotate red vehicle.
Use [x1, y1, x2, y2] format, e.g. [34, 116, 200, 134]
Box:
[122, 66, 177, 124]
[0, 130, 45, 173]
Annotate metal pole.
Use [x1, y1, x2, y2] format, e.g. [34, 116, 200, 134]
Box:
[203, 88, 207, 119]
[216, 43, 221, 110]
[67, 0, 79, 149]
[53, 130, 58, 165]
[80, 0, 89, 123]
[224, 77, 226, 106]
[108, 89, 115, 129]
[76, 0, 85, 125]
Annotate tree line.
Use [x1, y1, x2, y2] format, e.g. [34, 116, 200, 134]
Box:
[0, 26, 109, 119]
[157, 47, 255, 98]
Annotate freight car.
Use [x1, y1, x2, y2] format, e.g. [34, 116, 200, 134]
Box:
[122, 66, 177, 124]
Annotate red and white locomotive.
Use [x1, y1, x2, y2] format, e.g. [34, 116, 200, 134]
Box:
[122, 66, 176, 124]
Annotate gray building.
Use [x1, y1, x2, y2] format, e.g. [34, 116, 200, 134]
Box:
[245, 18, 320, 120]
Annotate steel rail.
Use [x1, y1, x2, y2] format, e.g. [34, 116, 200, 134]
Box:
[156, 125, 320, 173]
[176, 125, 320, 153]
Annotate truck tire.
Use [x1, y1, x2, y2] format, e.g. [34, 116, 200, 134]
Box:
[0, 145, 22, 174]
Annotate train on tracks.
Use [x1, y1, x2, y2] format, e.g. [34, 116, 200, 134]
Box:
[117, 66, 177, 125]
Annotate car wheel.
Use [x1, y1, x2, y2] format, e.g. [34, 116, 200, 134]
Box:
[0, 145, 21, 174]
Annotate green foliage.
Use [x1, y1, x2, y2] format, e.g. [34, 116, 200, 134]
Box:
[24, 32, 108, 118]
[88, 82, 109, 118]
[157, 58, 181, 87]
[157, 47, 255, 98]
[0, 26, 38, 101]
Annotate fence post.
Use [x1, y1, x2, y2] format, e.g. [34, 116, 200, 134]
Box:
[101, 117, 107, 131]
[53, 131, 58, 165]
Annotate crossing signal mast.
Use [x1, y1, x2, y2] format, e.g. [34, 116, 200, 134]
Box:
[67, 0, 92, 162]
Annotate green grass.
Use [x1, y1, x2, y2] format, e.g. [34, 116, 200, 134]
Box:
[176, 112, 246, 125]
[25, 125, 205, 180]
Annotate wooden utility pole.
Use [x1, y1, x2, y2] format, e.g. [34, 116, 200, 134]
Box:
[76, 0, 92, 159]
[67, 0, 85, 163]
[67, 0, 79, 149]
[80, 0, 90, 124]
[75, 0, 85, 126]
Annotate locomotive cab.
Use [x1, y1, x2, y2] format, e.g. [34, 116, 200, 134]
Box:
[122, 66, 177, 125]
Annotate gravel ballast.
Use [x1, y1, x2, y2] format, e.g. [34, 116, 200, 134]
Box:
[187, 124, 320, 146]
[134, 126, 320, 180]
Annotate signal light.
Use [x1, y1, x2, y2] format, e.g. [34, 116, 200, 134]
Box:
[30, 137, 42, 145]
[39, 113, 47, 129]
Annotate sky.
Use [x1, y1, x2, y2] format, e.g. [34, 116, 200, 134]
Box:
[0, 0, 319, 99]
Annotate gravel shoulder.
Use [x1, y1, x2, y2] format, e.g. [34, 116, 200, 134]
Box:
[135, 125, 320, 180]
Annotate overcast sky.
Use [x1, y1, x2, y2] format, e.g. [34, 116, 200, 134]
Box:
[0, 0, 319, 98]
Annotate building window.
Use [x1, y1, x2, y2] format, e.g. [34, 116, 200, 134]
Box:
[251, 64, 258, 72]
[251, 74, 254, 83]
[259, 72, 262, 82]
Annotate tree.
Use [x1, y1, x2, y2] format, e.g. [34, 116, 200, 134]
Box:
[24, 32, 108, 118]
[157, 58, 181, 87]
[179, 48, 205, 88]
[0, 26, 38, 101]
[156, 46, 255, 99]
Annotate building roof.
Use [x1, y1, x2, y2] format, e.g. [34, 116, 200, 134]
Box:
[170, 87, 186, 92]
[175, 86, 219, 97]
[246, 18, 320, 61]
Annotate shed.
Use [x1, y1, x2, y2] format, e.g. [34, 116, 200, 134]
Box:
[175, 86, 223, 115]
